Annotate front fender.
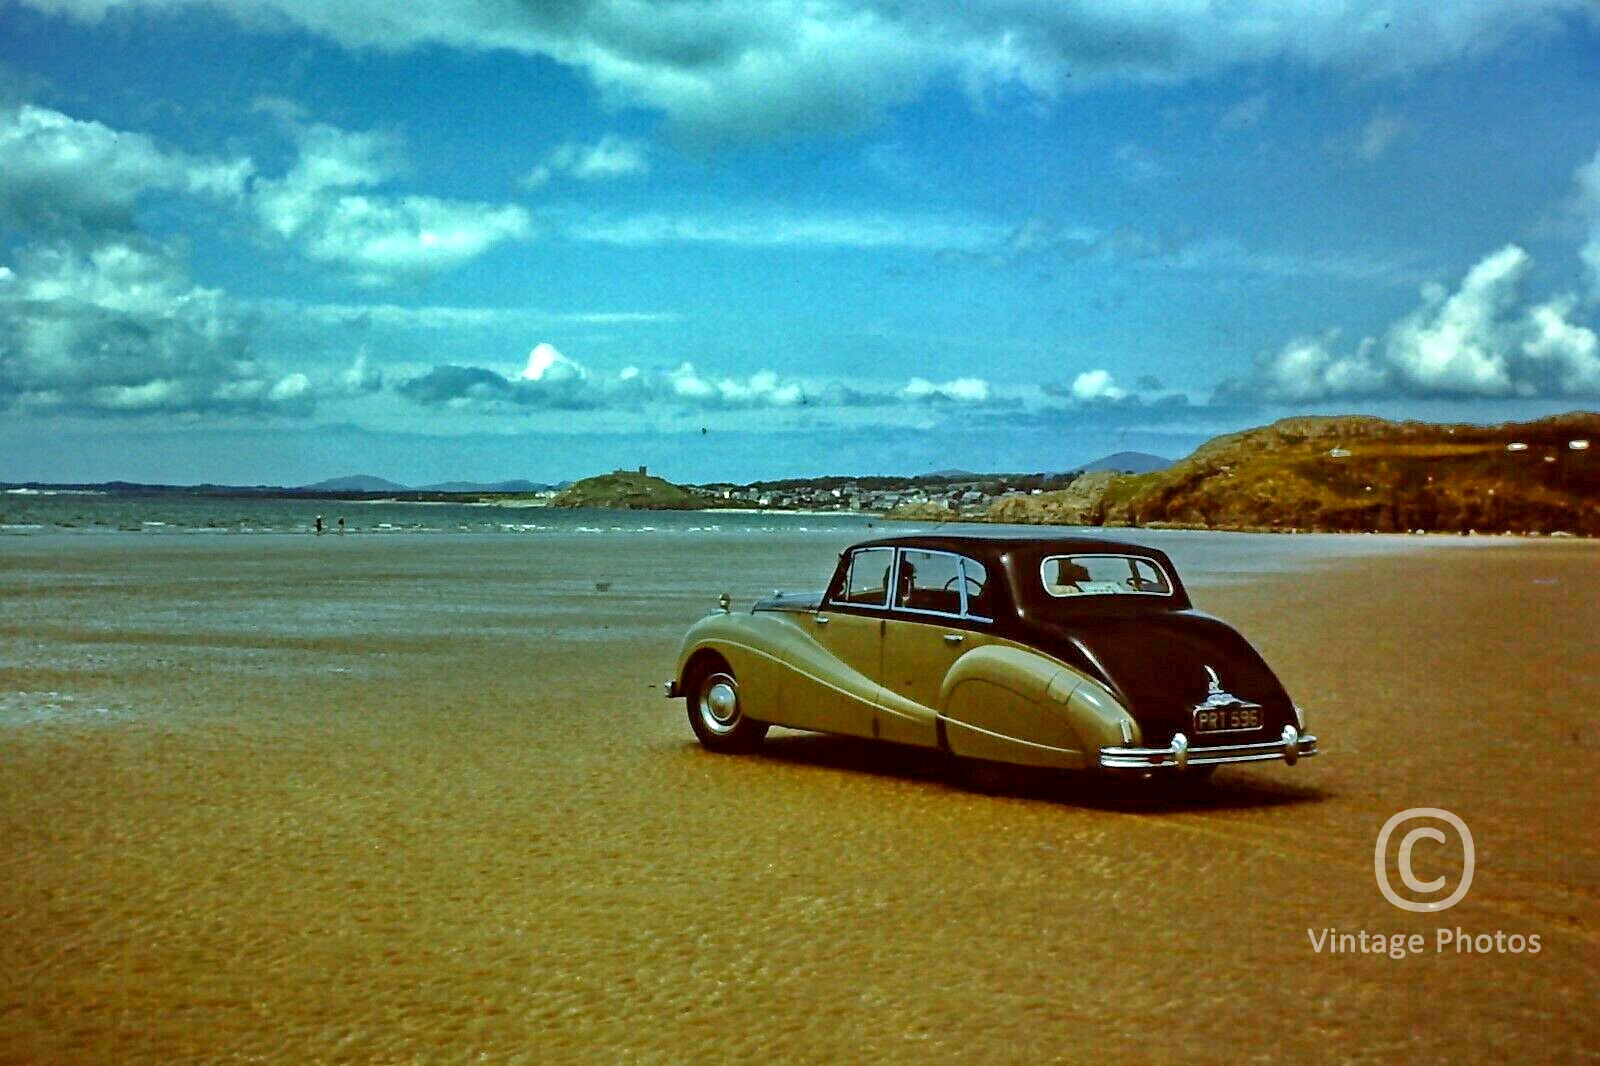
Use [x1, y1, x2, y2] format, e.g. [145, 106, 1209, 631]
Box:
[672, 612, 795, 722]
[937, 645, 1137, 770]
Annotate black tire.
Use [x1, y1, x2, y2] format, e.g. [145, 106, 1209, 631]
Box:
[685, 658, 769, 753]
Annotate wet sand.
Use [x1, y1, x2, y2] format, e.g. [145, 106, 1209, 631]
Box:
[1, 533, 1596, 1063]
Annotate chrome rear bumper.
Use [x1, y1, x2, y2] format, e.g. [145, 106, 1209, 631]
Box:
[1100, 725, 1318, 770]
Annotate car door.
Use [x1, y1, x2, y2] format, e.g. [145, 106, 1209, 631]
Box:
[878, 550, 996, 745]
[776, 546, 892, 738]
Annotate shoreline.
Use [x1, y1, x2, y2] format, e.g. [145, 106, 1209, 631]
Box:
[333, 496, 1600, 537]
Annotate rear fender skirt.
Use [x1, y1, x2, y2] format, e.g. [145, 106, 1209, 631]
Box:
[937, 645, 1132, 766]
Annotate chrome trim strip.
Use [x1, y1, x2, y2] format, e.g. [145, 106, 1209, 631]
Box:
[1099, 732, 1319, 770]
[892, 603, 992, 622]
[937, 715, 1083, 759]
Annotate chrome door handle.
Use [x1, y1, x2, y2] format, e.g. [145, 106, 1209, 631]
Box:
[814, 615, 829, 625]
[943, 634, 964, 645]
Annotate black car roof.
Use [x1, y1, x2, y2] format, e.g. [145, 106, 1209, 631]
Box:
[848, 529, 1170, 559]
[838, 529, 1189, 613]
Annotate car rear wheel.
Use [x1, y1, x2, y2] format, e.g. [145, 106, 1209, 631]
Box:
[687, 660, 769, 753]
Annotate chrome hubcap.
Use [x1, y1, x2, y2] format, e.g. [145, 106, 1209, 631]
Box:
[699, 672, 740, 734]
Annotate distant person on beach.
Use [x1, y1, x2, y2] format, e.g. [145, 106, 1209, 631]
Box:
[337, 516, 345, 535]
[315, 515, 323, 535]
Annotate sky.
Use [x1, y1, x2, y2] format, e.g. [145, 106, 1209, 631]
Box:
[2, 1, 1600, 486]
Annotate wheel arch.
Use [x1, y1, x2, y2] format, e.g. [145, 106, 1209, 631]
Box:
[680, 647, 731, 691]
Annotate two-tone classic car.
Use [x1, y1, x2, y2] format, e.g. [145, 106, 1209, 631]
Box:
[667, 531, 1317, 782]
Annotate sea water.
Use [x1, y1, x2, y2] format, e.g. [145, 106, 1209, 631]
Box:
[0, 487, 1484, 591]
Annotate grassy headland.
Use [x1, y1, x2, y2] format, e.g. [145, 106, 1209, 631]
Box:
[549, 470, 717, 510]
[902, 412, 1599, 535]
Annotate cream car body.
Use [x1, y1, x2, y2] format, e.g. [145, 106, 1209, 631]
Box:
[668, 532, 1317, 777]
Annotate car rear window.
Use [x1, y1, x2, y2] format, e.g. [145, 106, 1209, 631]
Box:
[1040, 553, 1173, 598]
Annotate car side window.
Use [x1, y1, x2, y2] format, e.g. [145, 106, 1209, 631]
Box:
[893, 549, 963, 615]
[960, 557, 992, 620]
[835, 546, 895, 607]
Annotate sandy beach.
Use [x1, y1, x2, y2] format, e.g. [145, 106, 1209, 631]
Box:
[1, 531, 1596, 1063]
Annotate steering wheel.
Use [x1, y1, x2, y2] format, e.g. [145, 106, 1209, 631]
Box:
[944, 575, 983, 595]
[1125, 576, 1153, 591]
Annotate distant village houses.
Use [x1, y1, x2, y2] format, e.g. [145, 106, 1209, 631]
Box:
[689, 473, 1078, 514]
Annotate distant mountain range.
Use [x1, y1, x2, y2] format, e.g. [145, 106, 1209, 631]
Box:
[0, 476, 567, 496]
[297, 476, 553, 493]
[930, 453, 1173, 477]
[1076, 451, 1172, 474]
[419, 479, 549, 493]
[299, 475, 412, 493]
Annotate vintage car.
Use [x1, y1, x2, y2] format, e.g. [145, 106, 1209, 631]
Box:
[666, 531, 1318, 781]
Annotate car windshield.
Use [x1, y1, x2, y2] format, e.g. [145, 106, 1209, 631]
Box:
[1039, 553, 1173, 598]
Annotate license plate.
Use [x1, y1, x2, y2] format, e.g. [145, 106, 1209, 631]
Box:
[1193, 703, 1262, 733]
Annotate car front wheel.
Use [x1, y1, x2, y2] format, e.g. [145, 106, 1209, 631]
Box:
[687, 661, 769, 753]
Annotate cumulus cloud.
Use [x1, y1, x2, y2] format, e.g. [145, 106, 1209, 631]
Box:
[659, 363, 809, 408]
[0, 239, 318, 416]
[400, 344, 819, 412]
[0, 103, 251, 234]
[1, 105, 527, 287]
[519, 341, 587, 383]
[524, 135, 649, 188]
[1039, 369, 1188, 407]
[1225, 244, 1600, 401]
[396, 364, 514, 407]
[513, 341, 595, 407]
[21, 0, 1588, 142]
[1067, 369, 1129, 403]
[1234, 332, 1387, 403]
[253, 123, 532, 285]
[900, 377, 991, 404]
[0, 104, 533, 421]
[397, 343, 1013, 416]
